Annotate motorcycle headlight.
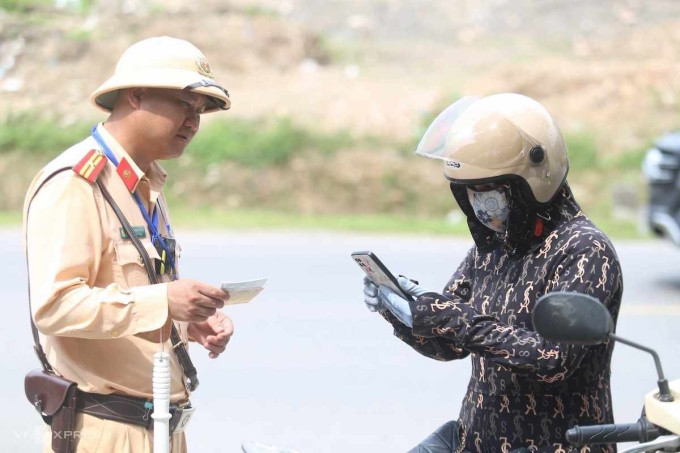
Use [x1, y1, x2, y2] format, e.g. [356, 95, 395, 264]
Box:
[642, 147, 679, 184]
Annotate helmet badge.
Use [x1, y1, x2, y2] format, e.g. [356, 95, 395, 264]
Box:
[196, 57, 214, 78]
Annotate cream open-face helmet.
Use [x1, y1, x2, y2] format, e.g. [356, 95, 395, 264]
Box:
[415, 93, 568, 206]
[90, 36, 230, 113]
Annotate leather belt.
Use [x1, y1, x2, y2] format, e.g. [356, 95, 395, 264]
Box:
[75, 391, 193, 434]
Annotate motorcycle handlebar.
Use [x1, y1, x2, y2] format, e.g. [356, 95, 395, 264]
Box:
[566, 418, 662, 446]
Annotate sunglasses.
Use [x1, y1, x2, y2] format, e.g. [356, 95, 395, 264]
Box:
[183, 80, 230, 110]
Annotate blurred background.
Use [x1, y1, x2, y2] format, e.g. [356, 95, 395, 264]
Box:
[2, 1, 680, 452]
[3, 0, 680, 234]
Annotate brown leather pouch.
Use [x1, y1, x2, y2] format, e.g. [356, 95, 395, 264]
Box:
[25, 369, 78, 453]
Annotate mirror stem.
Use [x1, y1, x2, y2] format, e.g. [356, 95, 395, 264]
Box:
[610, 333, 674, 402]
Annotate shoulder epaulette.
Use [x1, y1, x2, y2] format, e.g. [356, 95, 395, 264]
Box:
[72, 149, 107, 183]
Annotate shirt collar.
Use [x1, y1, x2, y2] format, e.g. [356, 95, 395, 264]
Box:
[97, 123, 145, 193]
[147, 161, 167, 205]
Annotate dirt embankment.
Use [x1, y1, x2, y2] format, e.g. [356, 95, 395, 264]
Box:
[0, 3, 325, 121]
[3, 1, 680, 142]
[2, 0, 680, 217]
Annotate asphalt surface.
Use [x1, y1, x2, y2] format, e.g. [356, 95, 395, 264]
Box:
[1, 228, 679, 452]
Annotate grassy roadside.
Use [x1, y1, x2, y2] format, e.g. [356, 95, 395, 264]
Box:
[0, 206, 647, 240]
[167, 206, 472, 235]
[0, 107, 653, 240]
[169, 206, 648, 239]
[0, 211, 21, 225]
[0, 207, 470, 234]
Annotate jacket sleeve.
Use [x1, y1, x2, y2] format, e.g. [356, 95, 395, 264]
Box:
[379, 247, 477, 362]
[25, 173, 169, 339]
[380, 310, 469, 361]
[409, 233, 623, 383]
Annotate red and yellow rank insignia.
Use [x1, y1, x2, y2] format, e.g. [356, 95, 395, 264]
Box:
[116, 157, 139, 192]
[73, 149, 107, 183]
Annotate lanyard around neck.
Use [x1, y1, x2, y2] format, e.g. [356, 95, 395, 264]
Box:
[91, 125, 176, 276]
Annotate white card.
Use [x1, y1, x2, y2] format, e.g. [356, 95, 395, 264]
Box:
[220, 278, 268, 305]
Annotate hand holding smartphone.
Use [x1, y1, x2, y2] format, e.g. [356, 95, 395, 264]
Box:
[351, 251, 414, 301]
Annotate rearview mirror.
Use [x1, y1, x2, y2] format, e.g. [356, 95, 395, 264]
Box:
[532, 292, 613, 345]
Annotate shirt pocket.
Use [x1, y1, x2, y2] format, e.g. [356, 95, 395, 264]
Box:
[114, 240, 162, 287]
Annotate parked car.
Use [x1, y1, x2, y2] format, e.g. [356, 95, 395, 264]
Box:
[642, 131, 680, 245]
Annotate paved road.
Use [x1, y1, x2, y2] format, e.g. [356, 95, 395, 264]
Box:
[1, 229, 679, 452]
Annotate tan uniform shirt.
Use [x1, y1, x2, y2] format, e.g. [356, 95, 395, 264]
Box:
[24, 124, 189, 401]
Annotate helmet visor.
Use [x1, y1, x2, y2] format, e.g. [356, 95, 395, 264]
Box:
[415, 96, 543, 172]
[415, 96, 481, 160]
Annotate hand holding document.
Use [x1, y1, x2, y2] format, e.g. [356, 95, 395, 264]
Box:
[220, 278, 268, 305]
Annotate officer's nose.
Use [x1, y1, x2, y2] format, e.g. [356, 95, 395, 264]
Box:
[184, 112, 200, 133]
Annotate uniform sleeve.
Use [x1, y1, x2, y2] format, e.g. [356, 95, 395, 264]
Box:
[25, 173, 169, 339]
[379, 247, 477, 362]
[409, 234, 623, 383]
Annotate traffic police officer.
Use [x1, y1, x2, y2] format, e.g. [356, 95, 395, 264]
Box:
[24, 36, 233, 452]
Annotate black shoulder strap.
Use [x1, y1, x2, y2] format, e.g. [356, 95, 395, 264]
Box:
[96, 180, 199, 391]
[25, 167, 71, 372]
[25, 168, 199, 391]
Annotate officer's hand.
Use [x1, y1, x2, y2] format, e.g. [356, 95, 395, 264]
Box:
[187, 310, 234, 359]
[167, 279, 229, 323]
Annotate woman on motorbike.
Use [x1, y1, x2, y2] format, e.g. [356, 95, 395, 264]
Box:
[363, 93, 623, 453]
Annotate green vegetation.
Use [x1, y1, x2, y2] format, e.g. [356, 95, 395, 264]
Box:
[609, 146, 648, 171]
[168, 206, 471, 235]
[0, 113, 91, 155]
[65, 27, 92, 41]
[187, 117, 353, 166]
[581, 205, 647, 240]
[0, 114, 356, 165]
[0, 0, 50, 12]
[0, 0, 94, 13]
[166, 205, 644, 239]
[0, 110, 652, 239]
[0, 211, 21, 225]
[0, 203, 645, 240]
[239, 4, 279, 18]
[311, 36, 359, 65]
[68, 0, 95, 13]
[564, 130, 599, 171]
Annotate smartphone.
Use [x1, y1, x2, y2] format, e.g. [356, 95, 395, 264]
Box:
[351, 251, 414, 301]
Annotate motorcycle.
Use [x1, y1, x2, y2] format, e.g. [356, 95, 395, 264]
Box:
[533, 292, 679, 453]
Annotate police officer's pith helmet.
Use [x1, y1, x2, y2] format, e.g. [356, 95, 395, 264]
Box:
[90, 36, 230, 113]
[415, 93, 569, 206]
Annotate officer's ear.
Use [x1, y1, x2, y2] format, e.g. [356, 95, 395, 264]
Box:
[126, 87, 146, 110]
